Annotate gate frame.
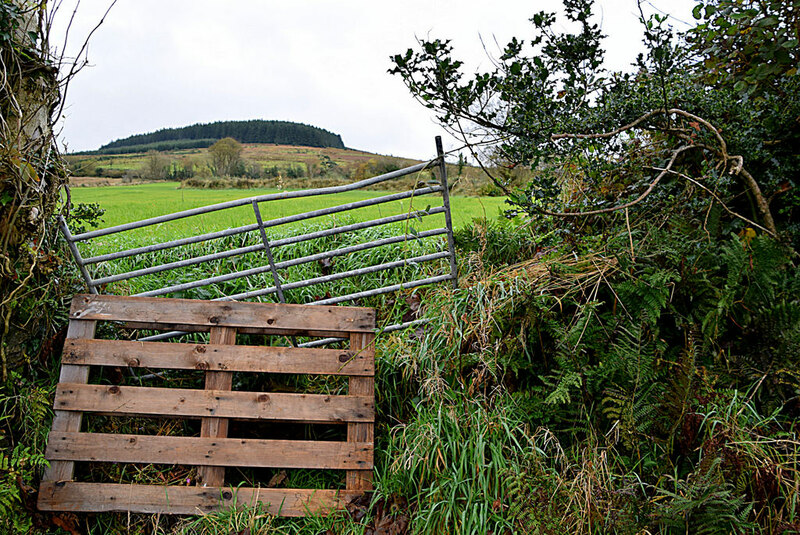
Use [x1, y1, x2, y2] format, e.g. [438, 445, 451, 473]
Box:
[60, 137, 457, 346]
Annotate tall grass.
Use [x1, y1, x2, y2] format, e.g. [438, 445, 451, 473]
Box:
[68, 182, 508, 240]
[44, 214, 799, 534]
[82, 218, 450, 332]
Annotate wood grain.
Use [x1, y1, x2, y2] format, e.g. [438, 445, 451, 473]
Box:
[61, 338, 374, 376]
[38, 481, 361, 516]
[46, 432, 373, 470]
[346, 332, 375, 491]
[70, 294, 376, 334]
[41, 319, 96, 482]
[53, 383, 374, 423]
[198, 326, 235, 487]
[40, 297, 377, 517]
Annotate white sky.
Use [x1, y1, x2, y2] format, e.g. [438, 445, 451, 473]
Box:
[51, 0, 696, 160]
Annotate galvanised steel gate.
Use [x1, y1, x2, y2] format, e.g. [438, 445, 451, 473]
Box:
[60, 137, 457, 346]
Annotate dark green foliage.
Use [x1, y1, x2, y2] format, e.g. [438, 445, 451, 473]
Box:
[689, 0, 800, 95]
[285, 164, 305, 178]
[390, 0, 799, 247]
[382, 218, 799, 533]
[76, 138, 219, 155]
[97, 120, 345, 152]
[387, 0, 800, 532]
[65, 202, 106, 234]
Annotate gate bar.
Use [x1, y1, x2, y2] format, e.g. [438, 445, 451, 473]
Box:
[81, 186, 442, 265]
[252, 200, 286, 303]
[119, 229, 445, 296]
[72, 162, 436, 241]
[58, 216, 98, 294]
[86, 208, 446, 286]
[135, 251, 450, 298]
[138, 275, 450, 344]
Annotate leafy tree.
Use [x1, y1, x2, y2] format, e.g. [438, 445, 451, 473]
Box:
[318, 154, 339, 176]
[263, 165, 280, 178]
[140, 150, 169, 180]
[689, 0, 800, 95]
[285, 164, 305, 178]
[390, 0, 798, 242]
[391, 1, 800, 531]
[208, 137, 243, 177]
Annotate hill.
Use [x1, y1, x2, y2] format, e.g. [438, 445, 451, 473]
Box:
[68, 144, 414, 179]
[66, 142, 505, 195]
[90, 119, 345, 154]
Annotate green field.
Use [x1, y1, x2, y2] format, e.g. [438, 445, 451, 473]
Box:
[69, 182, 507, 244]
[65, 181, 504, 310]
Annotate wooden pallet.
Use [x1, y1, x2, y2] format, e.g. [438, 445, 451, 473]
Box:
[37, 294, 376, 517]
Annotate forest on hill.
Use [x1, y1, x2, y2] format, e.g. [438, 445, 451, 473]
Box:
[66, 139, 504, 195]
[89, 119, 346, 154]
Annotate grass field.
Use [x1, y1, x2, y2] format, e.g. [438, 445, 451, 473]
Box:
[68, 181, 507, 243]
[66, 181, 506, 305]
[68, 143, 425, 178]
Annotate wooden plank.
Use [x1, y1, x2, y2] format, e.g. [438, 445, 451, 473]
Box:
[346, 332, 375, 491]
[54, 384, 374, 423]
[70, 294, 376, 334]
[39, 298, 378, 516]
[198, 326, 235, 487]
[120, 322, 360, 339]
[38, 482, 361, 517]
[46, 432, 373, 470]
[62, 338, 374, 376]
[42, 319, 96, 482]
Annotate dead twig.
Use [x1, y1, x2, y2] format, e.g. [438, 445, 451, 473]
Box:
[651, 167, 777, 238]
[535, 145, 691, 217]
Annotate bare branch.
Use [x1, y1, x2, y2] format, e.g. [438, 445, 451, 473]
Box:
[535, 145, 691, 217]
[550, 108, 667, 141]
[651, 167, 777, 237]
[546, 107, 777, 233]
[737, 167, 777, 235]
[55, 0, 119, 122]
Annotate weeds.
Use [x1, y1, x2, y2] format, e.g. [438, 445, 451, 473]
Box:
[12, 213, 800, 534]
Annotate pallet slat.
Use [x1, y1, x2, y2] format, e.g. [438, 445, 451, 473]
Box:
[42, 319, 96, 482]
[198, 326, 236, 487]
[347, 332, 376, 491]
[46, 432, 373, 470]
[54, 383, 374, 423]
[62, 338, 374, 376]
[40, 297, 376, 518]
[70, 294, 376, 334]
[38, 482, 360, 517]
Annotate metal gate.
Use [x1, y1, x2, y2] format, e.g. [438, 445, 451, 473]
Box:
[60, 137, 457, 346]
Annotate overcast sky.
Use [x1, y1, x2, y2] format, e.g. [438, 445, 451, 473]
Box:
[51, 0, 696, 160]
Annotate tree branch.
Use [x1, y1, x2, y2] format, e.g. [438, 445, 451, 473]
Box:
[534, 145, 690, 217]
[546, 107, 777, 233]
[651, 167, 777, 237]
